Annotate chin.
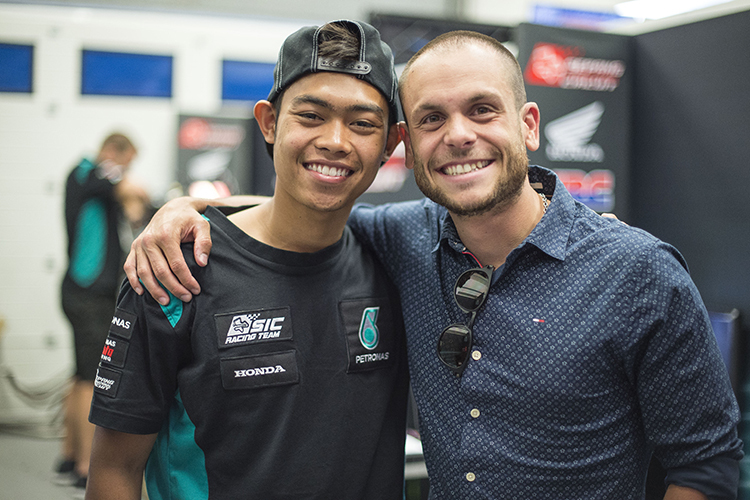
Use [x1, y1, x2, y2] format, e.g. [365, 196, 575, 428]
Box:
[416, 176, 524, 217]
[445, 193, 519, 217]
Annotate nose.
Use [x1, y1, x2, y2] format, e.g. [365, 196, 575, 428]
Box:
[443, 115, 476, 149]
[315, 120, 351, 156]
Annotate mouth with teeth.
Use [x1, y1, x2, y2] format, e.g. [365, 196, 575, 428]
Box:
[441, 160, 492, 176]
[305, 163, 352, 178]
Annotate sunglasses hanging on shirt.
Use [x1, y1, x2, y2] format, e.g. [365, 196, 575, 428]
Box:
[437, 265, 493, 376]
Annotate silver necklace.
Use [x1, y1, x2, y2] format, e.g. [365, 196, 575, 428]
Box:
[539, 192, 549, 214]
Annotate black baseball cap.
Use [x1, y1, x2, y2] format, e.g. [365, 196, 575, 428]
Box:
[267, 20, 399, 122]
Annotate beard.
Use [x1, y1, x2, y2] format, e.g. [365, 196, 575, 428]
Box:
[412, 139, 530, 217]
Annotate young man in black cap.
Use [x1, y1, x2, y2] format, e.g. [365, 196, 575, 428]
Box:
[85, 20, 406, 500]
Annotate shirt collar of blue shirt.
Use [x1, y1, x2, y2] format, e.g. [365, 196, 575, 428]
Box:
[433, 165, 574, 264]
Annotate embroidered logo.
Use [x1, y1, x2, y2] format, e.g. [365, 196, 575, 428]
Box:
[108, 308, 137, 339]
[225, 312, 284, 344]
[234, 365, 286, 378]
[215, 307, 292, 349]
[99, 336, 129, 368]
[219, 351, 299, 390]
[342, 300, 394, 373]
[93, 366, 122, 398]
[358, 307, 380, 350]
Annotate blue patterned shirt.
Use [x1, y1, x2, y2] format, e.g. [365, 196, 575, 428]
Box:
[349, 166, 742, 499]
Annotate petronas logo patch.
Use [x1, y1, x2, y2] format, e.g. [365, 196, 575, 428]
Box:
[358, 307, 380, 350]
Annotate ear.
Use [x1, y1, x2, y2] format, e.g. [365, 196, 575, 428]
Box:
[521, 102, 541, 152]
[381, 122, 401, 163]
[253, 100, 277, 145]
[397, 122, 415, 170]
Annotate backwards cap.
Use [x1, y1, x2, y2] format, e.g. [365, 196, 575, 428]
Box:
[268, 20, 398, 121]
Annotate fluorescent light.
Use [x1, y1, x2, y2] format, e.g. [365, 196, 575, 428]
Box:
[614, 0, 733, 19]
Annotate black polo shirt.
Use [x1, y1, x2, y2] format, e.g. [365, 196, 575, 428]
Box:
[90, 207, 409, 499]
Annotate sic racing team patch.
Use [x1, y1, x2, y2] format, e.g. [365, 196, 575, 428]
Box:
[214, 307, 292, 349]
[219, 350, 299, 390]
[339, 299, 396, 373]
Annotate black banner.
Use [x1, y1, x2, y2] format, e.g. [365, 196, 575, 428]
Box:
[176, 114, 254, 197]
[517, 23, 633, 219]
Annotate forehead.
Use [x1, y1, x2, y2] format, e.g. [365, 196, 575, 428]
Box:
[402, 42, 513, 109]
[280, 71, 388, 114]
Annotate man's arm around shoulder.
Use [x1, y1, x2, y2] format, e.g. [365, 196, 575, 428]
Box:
[124, 194, 268, 305]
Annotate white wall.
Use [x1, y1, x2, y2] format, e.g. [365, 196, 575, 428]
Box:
[0, 3, 308, 425]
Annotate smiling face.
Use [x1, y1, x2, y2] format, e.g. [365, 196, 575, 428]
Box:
[399, 41, 540, 217]
[255, 72, 398, 216]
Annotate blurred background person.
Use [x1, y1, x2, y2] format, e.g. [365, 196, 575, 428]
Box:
[57, 132, 150, 493]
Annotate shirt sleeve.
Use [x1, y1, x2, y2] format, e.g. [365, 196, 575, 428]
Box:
[666, 455, 740, 499]
[89, 280, 192, 435]
[348, 204, 385, 255]
[621, 241, 743, 496]
[349, 201, 430, 282]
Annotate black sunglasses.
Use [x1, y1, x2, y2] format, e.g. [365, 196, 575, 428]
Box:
[437, 265, 494, 375]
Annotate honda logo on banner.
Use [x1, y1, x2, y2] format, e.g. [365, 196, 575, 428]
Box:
[545, 102, 605, 163]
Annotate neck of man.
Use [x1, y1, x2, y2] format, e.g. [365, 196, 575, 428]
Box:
[451, 179, 545, 269]
[229, 196, 351, 254]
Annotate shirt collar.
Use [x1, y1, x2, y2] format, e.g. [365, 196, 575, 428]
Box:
[434, 166, 575, 262]
[524, 166, 574, 261]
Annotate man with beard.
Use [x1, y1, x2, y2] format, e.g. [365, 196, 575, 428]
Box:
[123, 31, 742, 499]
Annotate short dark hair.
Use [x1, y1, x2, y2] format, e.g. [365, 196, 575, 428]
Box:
[318, 21, 362, 61]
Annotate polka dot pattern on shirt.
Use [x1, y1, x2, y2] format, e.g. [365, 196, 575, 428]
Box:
[349, 166, 742, 499]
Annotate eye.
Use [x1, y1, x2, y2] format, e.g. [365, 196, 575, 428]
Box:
[298, 112, 321, 121]
[418, 113, 444, 130]
[352, 120, 376, 129]
[471, 104, 501, 121]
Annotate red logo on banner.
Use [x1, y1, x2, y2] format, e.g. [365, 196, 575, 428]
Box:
[524, 43, 572, 87]
[524, 43, 625, 92]
[179, 117, 246, 150]
[179, 118, 211, 149]
[555, 168, 614, 212]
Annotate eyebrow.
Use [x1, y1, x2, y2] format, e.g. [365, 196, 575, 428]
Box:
[467, 92, 500, 104]
[412, 91, 504, 115]
[290, 94, 385, 118]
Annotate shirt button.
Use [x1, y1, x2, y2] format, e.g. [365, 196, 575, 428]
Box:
[466, 472, 476, 482]
[470, 408, 480, 418]
[471, 350, 482, 361]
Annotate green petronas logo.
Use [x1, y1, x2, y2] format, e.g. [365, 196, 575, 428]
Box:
[359, 307, 380, 350]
